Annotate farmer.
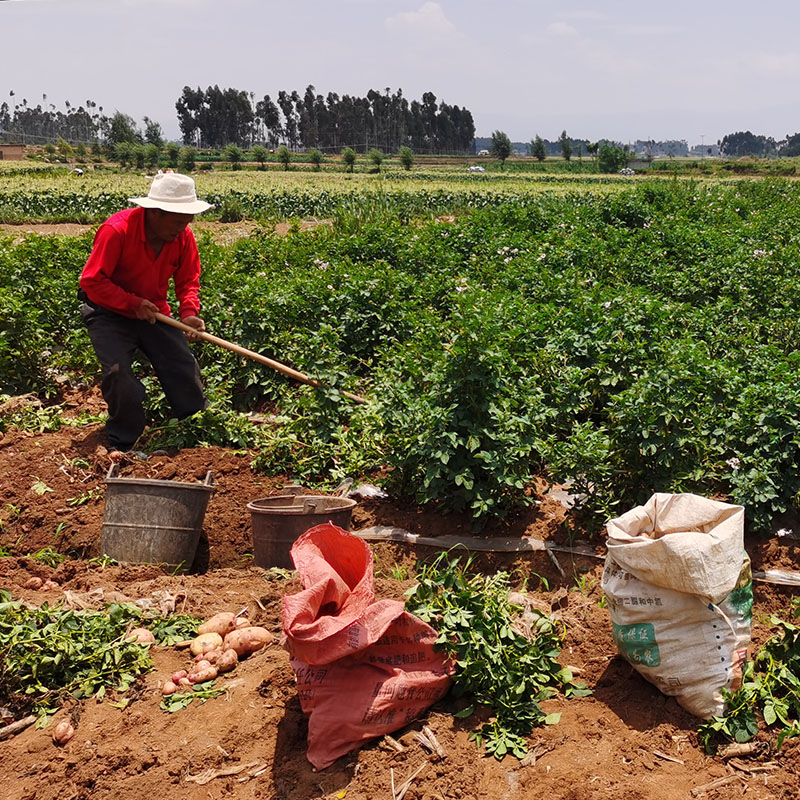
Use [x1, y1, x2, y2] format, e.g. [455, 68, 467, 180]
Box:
[78, 171, 214, 452]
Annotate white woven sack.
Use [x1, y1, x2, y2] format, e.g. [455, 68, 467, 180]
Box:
[602, 493, 752, 718]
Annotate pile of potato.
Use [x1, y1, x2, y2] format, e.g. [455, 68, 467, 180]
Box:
[161, 611, 273, 696]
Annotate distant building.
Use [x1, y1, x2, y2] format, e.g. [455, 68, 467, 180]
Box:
[631, 140, 689, 158]
[0, 144, 25, 161]
[688, 144, 720, 157]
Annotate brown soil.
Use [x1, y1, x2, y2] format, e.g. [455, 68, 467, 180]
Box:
[1, 389, 800, 800]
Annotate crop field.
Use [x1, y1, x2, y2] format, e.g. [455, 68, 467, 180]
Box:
[2, 168, 800, 800]
[3, 172, 800, 530]
[1, 163, 666, 223]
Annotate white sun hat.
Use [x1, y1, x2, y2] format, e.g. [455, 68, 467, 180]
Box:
[129, 171, 213, 214]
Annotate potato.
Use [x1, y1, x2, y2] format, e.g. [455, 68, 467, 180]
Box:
[178, 677, 193, 688]
[223, 626, 274, 657]
[52, 720, 75, 745]
[200, 648, 225, 665]
[126, 628, 156, 644]
[197, 612, 236, 636]
[188, 661, 218, 683]
[234, 616, 251, 629]
[162, 681, 178, 696]
[171, 669, 188, 683]
[216, 648, 239, 674]
[189, 632, 223, 656]
[24, 577, 43, 590]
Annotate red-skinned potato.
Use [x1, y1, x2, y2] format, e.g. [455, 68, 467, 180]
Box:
[189, 632, 223, 656]
[197, 612, 236, 636]
[223, 626, 274, 657]
[162, 681, 178, 696]
[172, 669, 188, 683]
[127, 628, 156, 644]
[234, 617, 251, 629]
[188, 660, 218, 683]
[178, 677, 192, 688]
[52, 720, 75, 745]
[200, 649, 224, 665]
[216, 648, 239, 673]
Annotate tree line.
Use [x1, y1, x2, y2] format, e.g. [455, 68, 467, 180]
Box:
[4, 88, 799, 161]
[175, 85, 475, 153]
[717, 131, 800, 158]
[487, 130, 630, 173]
[0, 91, 165, 149]
[0, 86, 475, 155]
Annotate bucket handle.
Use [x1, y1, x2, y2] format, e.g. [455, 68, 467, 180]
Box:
[204, 470, 215, 487]
[302, 498, 322, 513]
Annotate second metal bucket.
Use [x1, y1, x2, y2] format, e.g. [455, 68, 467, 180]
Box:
[247, 494, 357, 569]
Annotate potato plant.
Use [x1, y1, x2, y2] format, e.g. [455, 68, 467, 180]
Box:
[3, 177, 800, 531]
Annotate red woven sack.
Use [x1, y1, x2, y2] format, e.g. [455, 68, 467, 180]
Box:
[281, 523, 452, 769]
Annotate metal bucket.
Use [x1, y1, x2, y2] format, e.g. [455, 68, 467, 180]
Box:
[101, 464, 215, 573]
[247, 494, 357, 569]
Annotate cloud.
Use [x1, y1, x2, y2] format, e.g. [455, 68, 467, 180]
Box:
[752, 51, 800, 77]
[613, 23, 681, 36]
[386, 2, 457, 37]
[547, 21, 578, 37]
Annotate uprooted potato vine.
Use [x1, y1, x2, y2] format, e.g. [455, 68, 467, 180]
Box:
[405, 552, 591, 759]
[698, 597, 800, 752]
[159, 681, 226, 713]
[0, 591, 199, 720]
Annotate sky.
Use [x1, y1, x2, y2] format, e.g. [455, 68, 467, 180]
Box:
[2, 0, 799, 147]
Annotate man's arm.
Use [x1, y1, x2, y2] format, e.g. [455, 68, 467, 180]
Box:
[80, 225, 143, 316]
[172, 230, 204, 338]
[172, 230, 202, 319]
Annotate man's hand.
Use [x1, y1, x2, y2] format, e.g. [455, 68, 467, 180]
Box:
[135, 299, 159, 323]
[180, 315, 206, 341]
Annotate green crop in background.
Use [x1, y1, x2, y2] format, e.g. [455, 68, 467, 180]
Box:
[3, 174, 800, 532]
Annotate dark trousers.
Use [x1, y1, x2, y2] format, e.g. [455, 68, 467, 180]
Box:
[81, 304, 206, 450]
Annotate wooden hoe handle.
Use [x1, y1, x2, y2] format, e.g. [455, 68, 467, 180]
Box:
[154, 312, 367, 405]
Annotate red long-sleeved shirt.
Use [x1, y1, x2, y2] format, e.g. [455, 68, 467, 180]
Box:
[79, 207, 201, 319]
